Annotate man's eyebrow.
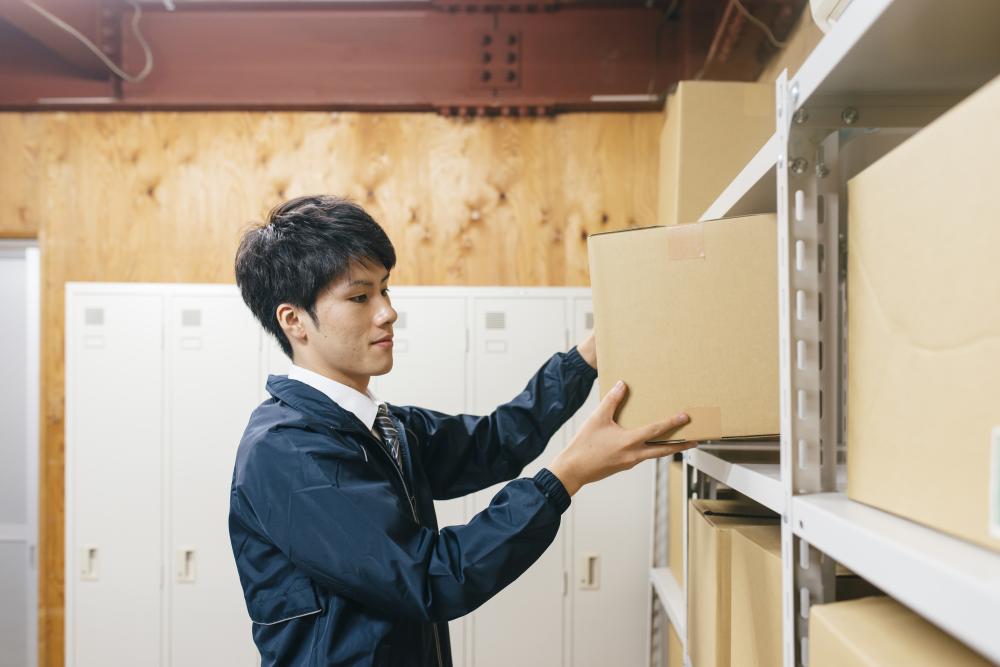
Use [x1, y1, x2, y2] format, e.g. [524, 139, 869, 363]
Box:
[346, 272, 390, 287]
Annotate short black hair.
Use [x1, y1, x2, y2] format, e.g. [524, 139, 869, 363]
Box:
[235, 195, 396, 359]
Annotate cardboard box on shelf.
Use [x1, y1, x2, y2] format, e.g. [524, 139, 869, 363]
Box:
[668, 458, 684, 587]
[668, 622, 683, 667]
[658, 81, 774, 227]
[729, 526, 882, 667]
[588, 214, 778, 443]
[687, 499, 779, 667]
[810, 597, 992, 667]
[847, 74, 1000, 553]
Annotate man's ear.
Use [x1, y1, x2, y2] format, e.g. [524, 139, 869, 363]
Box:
[276, 303, 308, 347]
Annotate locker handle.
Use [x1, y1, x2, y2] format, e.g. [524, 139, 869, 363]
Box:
[177, 548, 196, 583]
[578, 552, 600, 590]
[81, 546, 98, 581]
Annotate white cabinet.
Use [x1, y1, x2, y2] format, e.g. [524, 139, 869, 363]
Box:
[165, 293, 260, 666]
[469, 296, 570, 667]
[66, 287, 259, 667]
[569, 298, 652, 667]
[66, 292, 165, 667]
[67, 284, 649, 667]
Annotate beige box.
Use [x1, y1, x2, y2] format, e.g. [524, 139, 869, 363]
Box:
[687, 499, 778, 667]
[810, 597, 991, 667]
[847, 74, 1000, 552]
[588, 215, 779, 442]
[668, 622, 684, 667]
[658, 81, 774, 227]
[730, 526, 882, 667]
[668, 458, 684, 586]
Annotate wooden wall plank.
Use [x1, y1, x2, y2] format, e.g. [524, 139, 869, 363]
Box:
[0, 109, 660, 666]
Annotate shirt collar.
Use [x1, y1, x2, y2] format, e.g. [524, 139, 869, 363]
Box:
[286, 364, 382, 431]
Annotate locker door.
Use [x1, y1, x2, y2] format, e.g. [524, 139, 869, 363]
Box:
[166, 293, 260, 666]
[67, 293, 164, 667]
[369, 294, 468, 666]
[470, 297, 568, 667]
[569, 297, 652, 667]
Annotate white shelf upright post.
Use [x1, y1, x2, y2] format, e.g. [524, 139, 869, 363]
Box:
[776, 69, 842, 667]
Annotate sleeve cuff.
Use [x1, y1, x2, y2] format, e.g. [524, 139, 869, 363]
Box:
[566, 346, 598, 382]
[533, 468, 572, 514]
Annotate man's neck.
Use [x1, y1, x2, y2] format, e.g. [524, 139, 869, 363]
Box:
[291, 356, 369, 395]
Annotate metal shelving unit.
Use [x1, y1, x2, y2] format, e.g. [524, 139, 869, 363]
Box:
[649, 1, 1000, 665]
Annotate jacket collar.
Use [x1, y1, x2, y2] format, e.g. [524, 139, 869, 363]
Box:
[266, 374, 379, 439]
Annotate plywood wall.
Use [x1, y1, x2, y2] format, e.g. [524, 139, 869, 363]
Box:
[0, 110, 661, 666]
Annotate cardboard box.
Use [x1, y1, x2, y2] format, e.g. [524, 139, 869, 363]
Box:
[588, 214, 779, 442]
[810, 597, 991, 667]
[847, 74, 1000, 552]
[687, 499, 779, 667]
[668, 622, 684, 667]
[729, 526, 882, 667]
[658, 81, 774, 227]
[668, 458, 684, 586]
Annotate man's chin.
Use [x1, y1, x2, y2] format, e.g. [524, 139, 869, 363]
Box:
[369, 358, 394, 377]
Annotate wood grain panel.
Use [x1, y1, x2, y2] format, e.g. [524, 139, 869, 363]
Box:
[0, 110, 660, 666]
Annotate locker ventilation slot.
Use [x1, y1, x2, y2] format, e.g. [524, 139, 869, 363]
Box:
[182, 309, 201, 327]
[396, 312, 407, 329]
[84, 308, 104, 325]
[585, 312, 594, 331]
[485, 311, 506, 330]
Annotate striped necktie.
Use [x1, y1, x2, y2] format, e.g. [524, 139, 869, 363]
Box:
[374, 403, 403, 470]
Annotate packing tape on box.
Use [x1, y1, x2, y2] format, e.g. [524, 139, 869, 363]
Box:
[666, 222, 706, 260]
[683, 406, 722, 437]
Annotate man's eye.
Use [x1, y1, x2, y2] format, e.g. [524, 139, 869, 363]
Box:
[381, 288, 390, 296]
[350, 295, 368, 303]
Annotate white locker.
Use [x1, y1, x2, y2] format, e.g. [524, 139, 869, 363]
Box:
[165, 293, 260, 666]
[569, 298, 651, 667]
[470, 296, 569, 667]
[67, 293, 164, 667]
[368, 292, 469, 666]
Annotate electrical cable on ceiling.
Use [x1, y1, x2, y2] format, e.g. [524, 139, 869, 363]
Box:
[20, 0, 154, 83]
[693, 0, 788, 81]
[731, 0, 788, 49]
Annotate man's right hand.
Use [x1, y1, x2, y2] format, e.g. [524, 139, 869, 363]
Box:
[548, 380, 695, 496]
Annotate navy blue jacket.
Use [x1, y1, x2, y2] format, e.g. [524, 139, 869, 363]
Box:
[229, 347, 597, 666]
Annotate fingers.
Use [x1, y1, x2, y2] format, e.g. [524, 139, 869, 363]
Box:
[595, 380, 628, 420]
[634, 412, 690, 443]
[636, 441, 697, 462]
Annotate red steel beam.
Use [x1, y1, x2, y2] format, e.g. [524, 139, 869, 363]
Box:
[0, 0, 727, 112]
[0, 0, 111, 79]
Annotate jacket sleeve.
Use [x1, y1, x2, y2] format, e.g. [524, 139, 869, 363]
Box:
[392, 346, 598, 500]
[238, 437, 572, 624]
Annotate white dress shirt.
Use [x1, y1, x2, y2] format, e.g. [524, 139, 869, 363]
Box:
[286, 364, 382, 432]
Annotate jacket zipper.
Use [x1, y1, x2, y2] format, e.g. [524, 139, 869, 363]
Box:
[364, 431, 444, 667]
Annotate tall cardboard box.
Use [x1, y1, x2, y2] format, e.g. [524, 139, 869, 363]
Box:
[847, 74, 1000, 552]
[588, 215, 779, 442]
[729, 526, 882, 667]
[810, 597, 991, 667]
[668, 622, 683, 667]
[687, 499, 778, 667]
[658, 81, 774, 227]
[668, 458, 684, 586]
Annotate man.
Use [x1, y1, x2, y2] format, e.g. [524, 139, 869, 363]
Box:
[230, 195, 694, 666]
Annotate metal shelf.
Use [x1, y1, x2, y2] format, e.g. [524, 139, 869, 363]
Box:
[698, 132, 779, 222]
[685, 448, 784, 514]
[790, 0, 1000, 108]
[650, 567, 685, 642]
[793, 493, 1000, 663]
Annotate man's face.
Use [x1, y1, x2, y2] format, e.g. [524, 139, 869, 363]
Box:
[294, 261, 396, 392]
